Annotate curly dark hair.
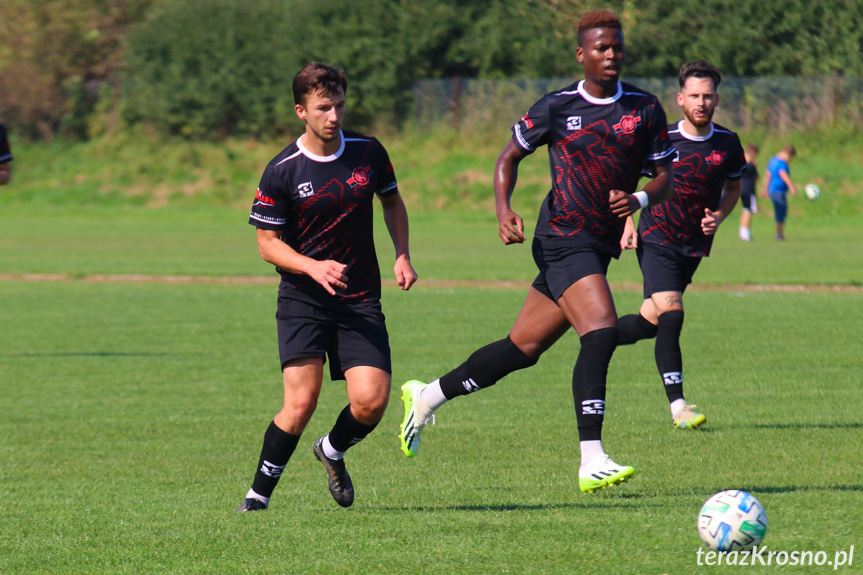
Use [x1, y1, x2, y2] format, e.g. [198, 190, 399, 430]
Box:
[577, 10, 622, 46]
[678, 60, 722, 89]
[292, 63, 348, 106]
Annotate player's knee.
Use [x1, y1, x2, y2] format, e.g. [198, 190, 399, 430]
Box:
[657, 309, 684, 334]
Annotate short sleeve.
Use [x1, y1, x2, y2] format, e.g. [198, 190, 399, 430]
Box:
[375, 143, 399, 198]
[249, 166, 288, 229]
[644, 102, 674, 168]
[511, 94, 551, 154]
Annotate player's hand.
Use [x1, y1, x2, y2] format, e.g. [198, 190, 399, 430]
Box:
[701, 208, 719, 235]
[498, 209, 525, 245]
[307, 259, 348, 295]
[620, 217, 638, 250]
[394, 255, 417, 291]
[610, 189, 638, 218]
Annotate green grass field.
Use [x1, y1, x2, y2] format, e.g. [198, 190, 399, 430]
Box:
[1, 200, 861, 573]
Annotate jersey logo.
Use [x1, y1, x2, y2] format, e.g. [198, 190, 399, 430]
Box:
[706, 150, 726, 165]
[581, 399, 606, 415]
[298, 182, 314, 198]
[520, 113, 534, 129]
[613, 115, 642, 134]
[566, 116, 582, 131]
[347, 166, 372, 188]
[253, 188, 275, 206]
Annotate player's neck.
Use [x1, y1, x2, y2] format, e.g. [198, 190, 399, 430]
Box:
[301, 131, 342, 157]
[681, 119, 712, 138]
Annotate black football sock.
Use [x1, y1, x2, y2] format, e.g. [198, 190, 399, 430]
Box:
[572, 328, 619, 441]
[438, 337, 538, 399]
[250, 420, 301, 498]
[326, 404, 379, 453]
[617, 313, 658, 345]
[655, 310, 685, 403]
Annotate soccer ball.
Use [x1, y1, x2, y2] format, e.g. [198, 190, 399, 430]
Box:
[697, 490, 767, 551]
[804, 183, 821, 201]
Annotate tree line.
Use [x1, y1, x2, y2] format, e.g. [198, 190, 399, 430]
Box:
[1, 0, 861, 140]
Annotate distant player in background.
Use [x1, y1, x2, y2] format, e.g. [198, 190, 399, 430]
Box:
[0, 123, 13, 185]
[738, 144, 759, 241]
[398, 10, 675, 494]
[761, 145, 798, 240]
[616, 60, 745, 429]
[237, 63, 417, 511]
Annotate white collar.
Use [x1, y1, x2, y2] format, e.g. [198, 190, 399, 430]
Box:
[675, 120, 714, 141]
[576, 80, 622, 105]
[297, 130, 345, 162]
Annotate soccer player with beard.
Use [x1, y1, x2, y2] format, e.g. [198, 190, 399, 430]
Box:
[616, 60, 745, 429]
[236, 63, 417, 511]
[398, 10, 675, 493]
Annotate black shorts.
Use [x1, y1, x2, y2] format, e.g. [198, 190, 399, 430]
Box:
[740, 188, 758, 213]
[637, 242, 702, 298]
[531, 235, 612, 301]
[276, 293, 391, 381]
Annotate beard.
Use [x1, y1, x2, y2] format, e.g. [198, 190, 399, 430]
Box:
[686, 108, 714, 127]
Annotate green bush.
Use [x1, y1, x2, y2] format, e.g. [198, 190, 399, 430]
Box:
[122, 0, 307, 138]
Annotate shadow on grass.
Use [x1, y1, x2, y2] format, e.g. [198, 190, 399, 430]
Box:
[749, 422, 863, 430]
[736, 484, 863, 494]
[4, 352, 173, 357]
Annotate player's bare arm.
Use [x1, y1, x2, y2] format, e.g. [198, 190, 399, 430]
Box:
[610, 164, 673, 218]
[494, 140, 527, 245]
[620, 215, 638, 250]
[380, 193, 417, 291]
[702, 179, 741, 235]
[256, 228, 347, 295]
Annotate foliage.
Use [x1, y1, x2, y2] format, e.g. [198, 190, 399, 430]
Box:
[122, 0, 306, 138]
[0, 0, 153, 139]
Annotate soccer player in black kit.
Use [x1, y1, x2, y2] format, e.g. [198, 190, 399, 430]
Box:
[237, 63, 417, 511]
[0, 123, 12, 185]
[398, 10, 675, 493]
[616, 60, 745, 430]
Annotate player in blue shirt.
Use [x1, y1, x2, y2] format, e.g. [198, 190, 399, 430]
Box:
[398, 10, 674, 494]
[237, 63, 417, 511]
[761, 145, 798, 240]
[616, 60, 746, 430]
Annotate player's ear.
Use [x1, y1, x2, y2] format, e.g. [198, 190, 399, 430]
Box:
[295, 104, 307, 122]
[576, 46, 584, 63]
[714, 92, 720, 107]
[676, 92, 684, 107]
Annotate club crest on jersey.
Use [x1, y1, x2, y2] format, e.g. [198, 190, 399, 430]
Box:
[566, 116, 582, 131]
[613, 114, 642, 134]
[706, 150, 726, 165]
[347, 165, 372, 188]
[297, 182, 314, 198]
[253, 188, 275, 207]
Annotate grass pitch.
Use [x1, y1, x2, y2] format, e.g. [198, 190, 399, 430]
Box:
[1, 209, 861, 574]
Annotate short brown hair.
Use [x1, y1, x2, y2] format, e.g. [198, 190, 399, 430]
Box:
[679, 60, 722, 89]
[745, 143, 760, 155]
[292, 63, 348, 106]
[577, 10, 622, 46]
[783, 145, 797, 157]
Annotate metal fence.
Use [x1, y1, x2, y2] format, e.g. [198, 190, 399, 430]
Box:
[411, 75, 863, 133]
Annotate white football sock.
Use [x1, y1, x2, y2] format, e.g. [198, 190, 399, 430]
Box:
[670, 398, 687, 417]
[246, 489, 270, 505]
[579, 440, 605, 472]
[322, 435, 344, 460]
[418, 379, 448, 411]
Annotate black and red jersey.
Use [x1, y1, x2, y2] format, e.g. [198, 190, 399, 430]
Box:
[0, 124, 12, 164]
[513, 80, 674, 257]
[249, 130, 398, 302]
[638, 121, 745, 257]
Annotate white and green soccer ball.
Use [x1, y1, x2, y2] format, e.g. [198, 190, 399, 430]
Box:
[805, 183, 821, 201]
[697, 490, 768, 551]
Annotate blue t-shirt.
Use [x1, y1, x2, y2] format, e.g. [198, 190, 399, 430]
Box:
[766, 156, 790, 194]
